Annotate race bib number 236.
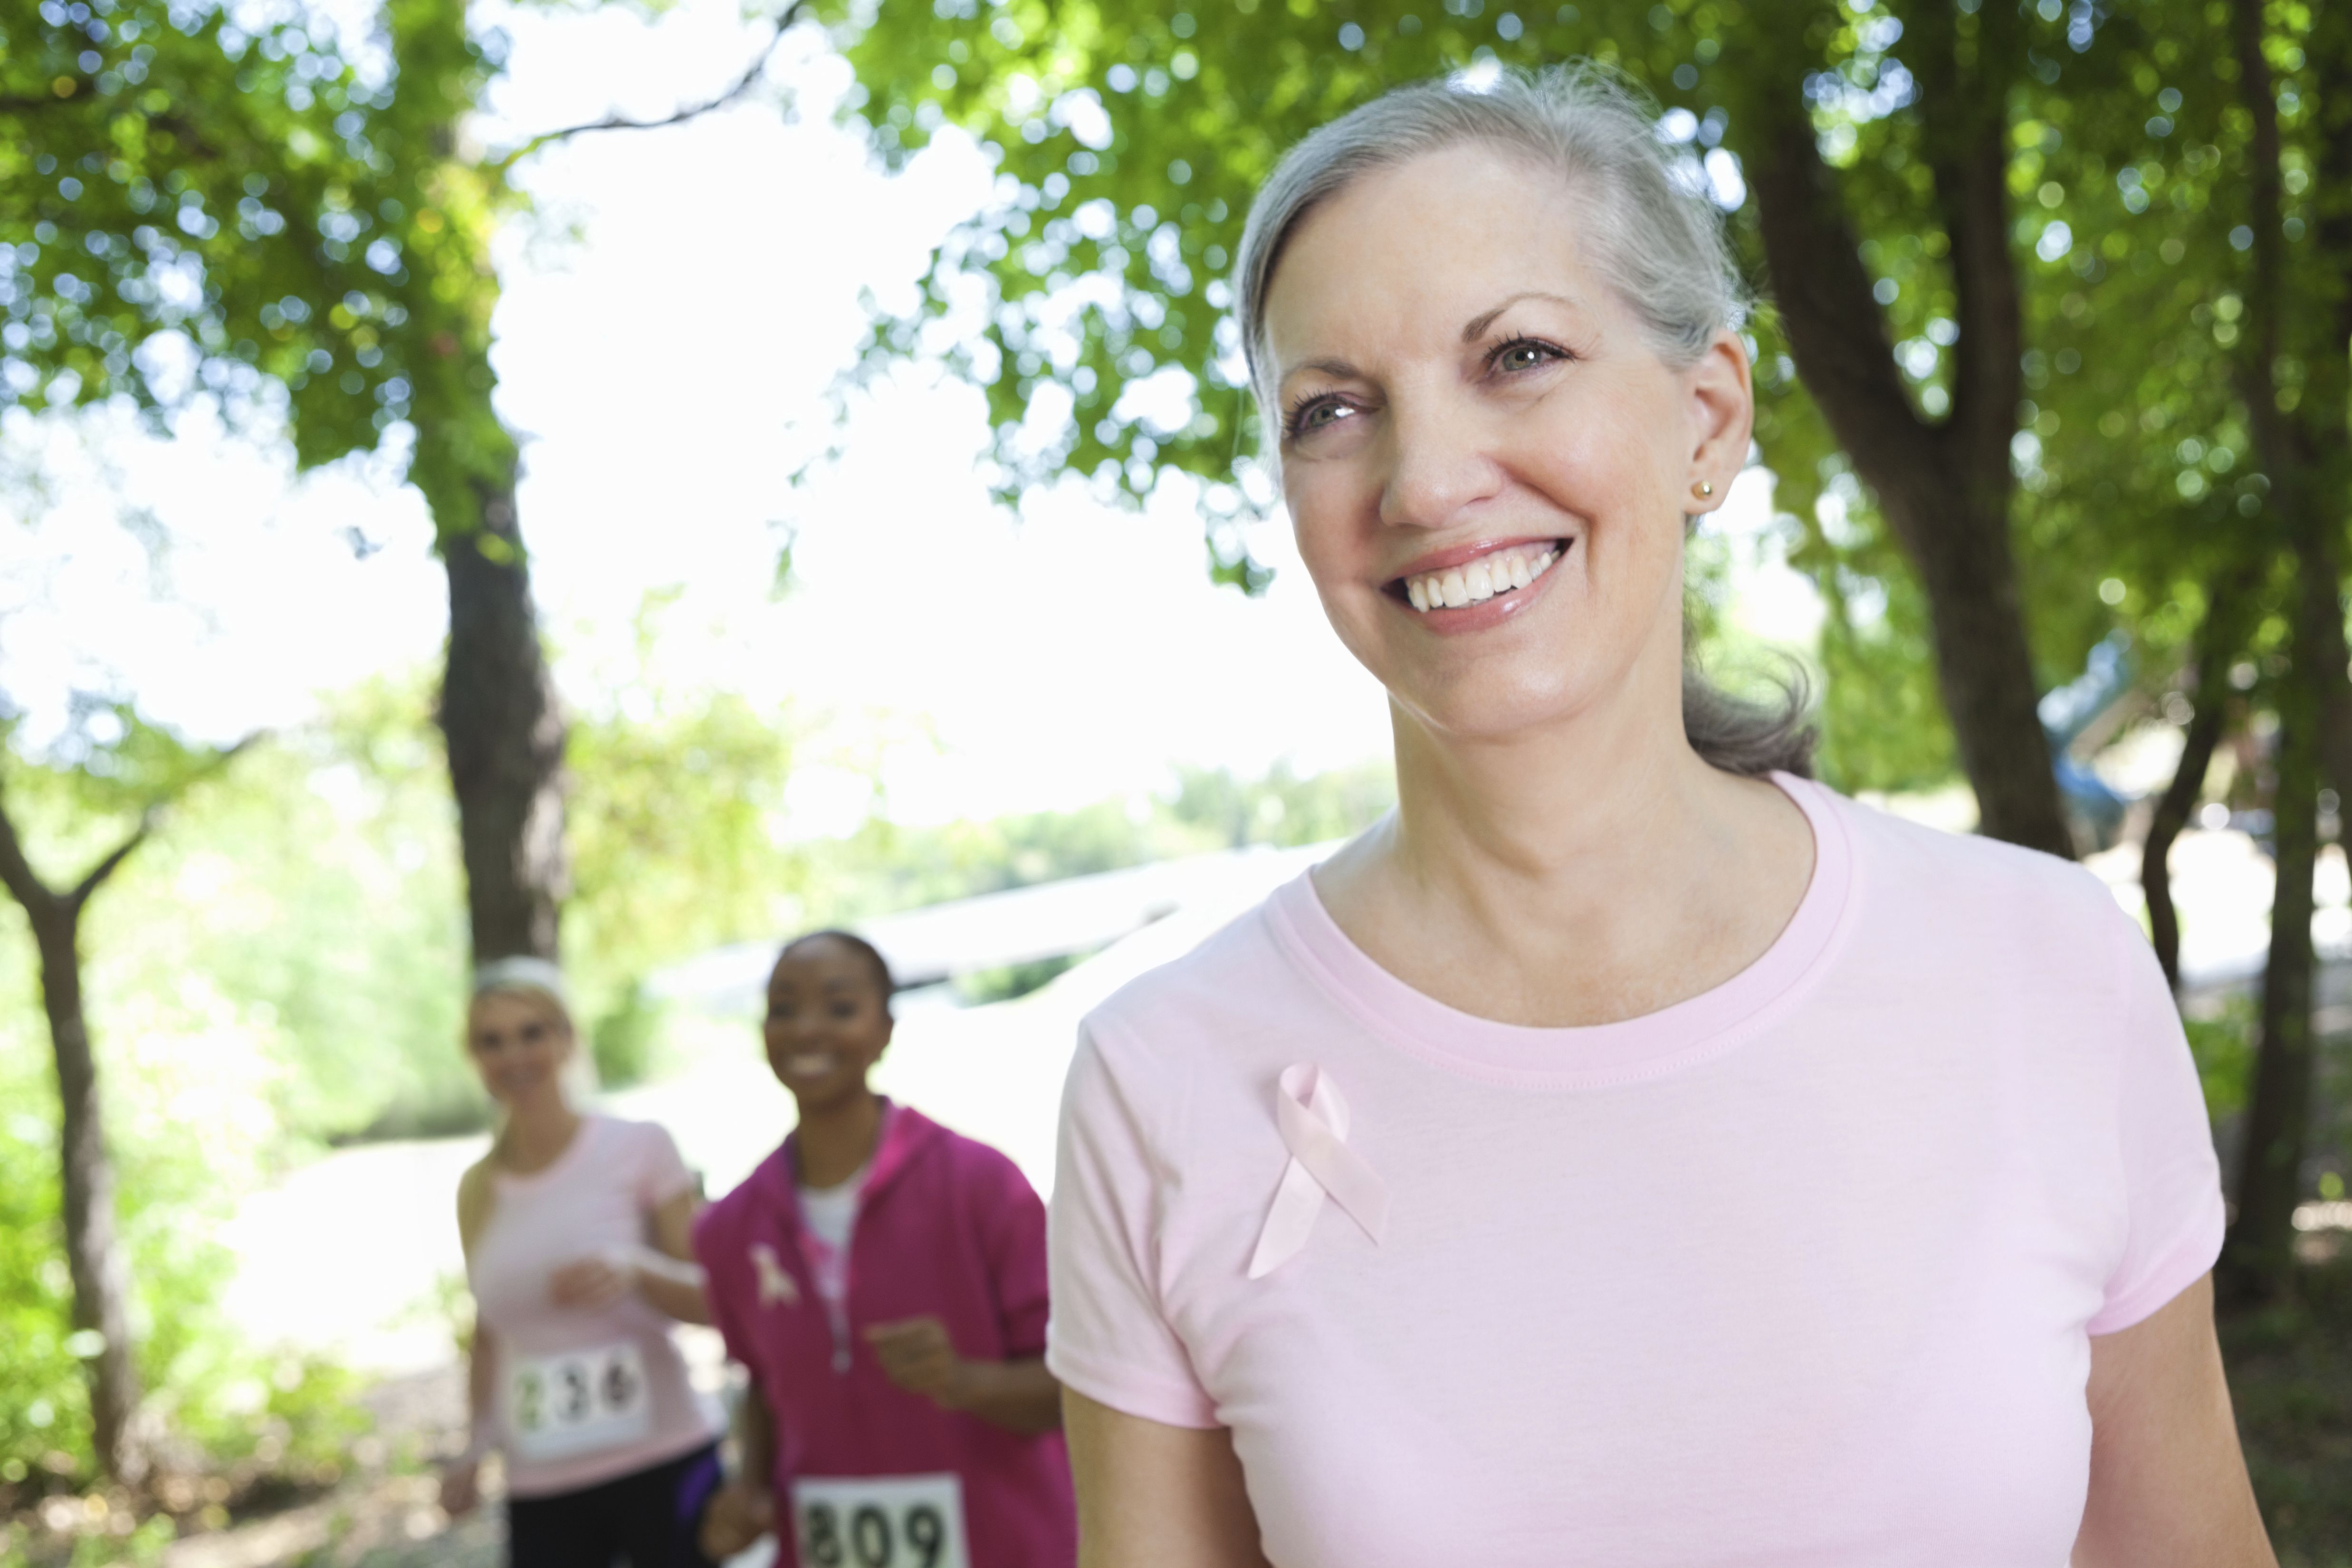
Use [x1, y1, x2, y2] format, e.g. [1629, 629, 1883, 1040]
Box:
[791, 1472, 968, 1568]
[505, 1340, 651, 1464]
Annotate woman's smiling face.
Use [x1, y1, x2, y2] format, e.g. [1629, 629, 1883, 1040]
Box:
[1262, 143, 1750, 744]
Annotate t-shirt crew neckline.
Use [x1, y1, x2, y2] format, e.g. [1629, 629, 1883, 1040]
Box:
[490, 1112, 604, 1192]
[1267, 770, 1857, 1092]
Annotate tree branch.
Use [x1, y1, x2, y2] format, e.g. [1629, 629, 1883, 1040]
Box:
[497, 0, 807, 170]
[1904, 0, 2022, 488]
[0, 90, 86, 114]
[62, 732, 261, 910]
[65, 815, 154, 914]
[1739, 64, 1939, 526]
[0, 782, 61, 921]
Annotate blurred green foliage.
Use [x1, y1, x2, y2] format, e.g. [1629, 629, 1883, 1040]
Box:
[0, 0, 518, 528]
[0, 1004, 363, 1506]
[2189, 991, 2261, 1120]
[2, 0, 529, 548]
[2220, 1256, 2352, 1560]
[0, 656, 1388, 1499]
[811, 757, 1394, 921]
[955, 950, 1092, 1004]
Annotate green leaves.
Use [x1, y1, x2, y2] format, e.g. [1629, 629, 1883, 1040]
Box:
[6, 0, 397, 456]
[2, 0, 521, 538]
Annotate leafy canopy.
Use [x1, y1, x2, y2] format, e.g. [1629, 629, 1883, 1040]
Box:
[833, 0, 2328, 792]
[3, 0, 519, 532]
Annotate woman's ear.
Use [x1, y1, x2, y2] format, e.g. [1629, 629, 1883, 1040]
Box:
[1684, 330, 1754, 509]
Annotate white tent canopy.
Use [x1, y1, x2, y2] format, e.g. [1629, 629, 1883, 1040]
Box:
[646, 841, 1339, 1012]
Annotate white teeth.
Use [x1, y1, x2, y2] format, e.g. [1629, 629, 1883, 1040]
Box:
[1400, 543, 1565, 613]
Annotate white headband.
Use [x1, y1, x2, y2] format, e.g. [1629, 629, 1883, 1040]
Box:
[472, 956, 573, 1016]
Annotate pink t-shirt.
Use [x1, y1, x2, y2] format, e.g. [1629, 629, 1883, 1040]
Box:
[1049, 776, 2225, 1567]
[468, 1114, 720, 1498]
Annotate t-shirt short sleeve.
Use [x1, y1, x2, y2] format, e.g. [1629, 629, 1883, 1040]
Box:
[1047, 1023, 1221, 1429]
[627, 1119, 698, 1212]
[2086, 914, 2228, 1336]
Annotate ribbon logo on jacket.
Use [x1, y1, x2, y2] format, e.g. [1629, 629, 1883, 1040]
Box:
[750, 1242, 800, 1308]
[1247, 1063, 1388, 1279]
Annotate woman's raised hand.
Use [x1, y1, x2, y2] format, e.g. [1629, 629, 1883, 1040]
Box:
[548, 1246, 639, 1310]
[438, 1454, 484, 1519]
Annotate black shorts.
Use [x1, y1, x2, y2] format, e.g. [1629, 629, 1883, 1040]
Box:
[507, 1443, 722, 1568]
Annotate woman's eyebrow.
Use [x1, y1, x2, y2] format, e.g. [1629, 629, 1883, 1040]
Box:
[1462, 290, 1579, 342]
[1277, 354, 1361, 385]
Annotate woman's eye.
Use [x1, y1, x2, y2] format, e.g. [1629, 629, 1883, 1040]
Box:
[1288, 398, 1354, 440]
[1492, 338, 1561, 374]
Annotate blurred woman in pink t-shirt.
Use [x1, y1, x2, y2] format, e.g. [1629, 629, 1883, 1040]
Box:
[438, 958, 724, 1568]
[1046, 65, 2275, 1568]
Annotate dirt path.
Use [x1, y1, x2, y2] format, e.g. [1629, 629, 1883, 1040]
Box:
[155, 1367, 495, 1568]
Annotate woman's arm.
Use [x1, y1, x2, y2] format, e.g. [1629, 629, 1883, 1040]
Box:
[863, 1318, 1064, 1435]
[439, 1320, 498, 1516]
[440, 1160, 498, 1517]
[700, 1377, 779, 1559]
[2072, 1273, 2274, 1567]
[633, 1187, 713, 1324]
[1066, 1389, 1270, 1568]
[547, 1188, 712, 1324]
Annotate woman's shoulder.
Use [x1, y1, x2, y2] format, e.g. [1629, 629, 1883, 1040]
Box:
[909, 1114, 1042, 1205]
[1823, 784, 2132, 961]
[694, 1141, 790, 1246]
[1080, 882, 1314, 1058]
[586, 1111, 682, 1155]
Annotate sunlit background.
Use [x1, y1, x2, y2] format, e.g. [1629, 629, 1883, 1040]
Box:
[5, 0, 2351, 1561]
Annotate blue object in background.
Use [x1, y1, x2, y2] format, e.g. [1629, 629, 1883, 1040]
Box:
[2040, 632, 2135, 851]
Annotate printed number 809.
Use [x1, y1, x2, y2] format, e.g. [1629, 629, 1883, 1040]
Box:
[802, 1501, 951, 1568]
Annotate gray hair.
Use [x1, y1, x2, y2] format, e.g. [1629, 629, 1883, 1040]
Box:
[1233, 61, 1815, 779]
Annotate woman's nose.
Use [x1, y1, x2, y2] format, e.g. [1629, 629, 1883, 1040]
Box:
[1377, 392, 1504, 531]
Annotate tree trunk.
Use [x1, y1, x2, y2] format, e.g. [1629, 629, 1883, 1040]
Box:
[29, 903, 143, 1482]
[2213, 0, 2352, 1300]
[1735, 3, 2072, 859]
[440, 468, 568, 964]
[0, 792, 156, 1486]
[2222, 652, 2323, 1301]
[2144, 641, 2236, 994]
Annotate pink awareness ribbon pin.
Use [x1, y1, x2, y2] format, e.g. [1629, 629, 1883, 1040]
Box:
[1246, 1063, 1389, 1280]
[750, 1242, 800, 1308]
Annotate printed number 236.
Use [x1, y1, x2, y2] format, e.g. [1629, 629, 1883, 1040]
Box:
[803, 1502, 948, 1568]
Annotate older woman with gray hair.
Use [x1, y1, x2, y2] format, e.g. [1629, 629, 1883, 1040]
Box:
[1043, 65, 2271, 1568]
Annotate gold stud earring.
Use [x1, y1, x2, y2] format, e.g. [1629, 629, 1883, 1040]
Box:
[1692, 480, 1715, 499]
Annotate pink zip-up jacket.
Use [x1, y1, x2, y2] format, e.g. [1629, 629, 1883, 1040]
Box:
[693, 1103, 1077, 1568]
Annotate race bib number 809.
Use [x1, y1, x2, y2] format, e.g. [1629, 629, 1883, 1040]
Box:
[791, 1473, 968, 1568]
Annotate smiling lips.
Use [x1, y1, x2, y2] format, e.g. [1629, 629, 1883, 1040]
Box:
[781, 1051, 841, 1080]
[1399, 540, 1563, 612]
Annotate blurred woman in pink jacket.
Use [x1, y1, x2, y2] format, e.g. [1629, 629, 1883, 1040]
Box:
[693, 931, 1076, 1568]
